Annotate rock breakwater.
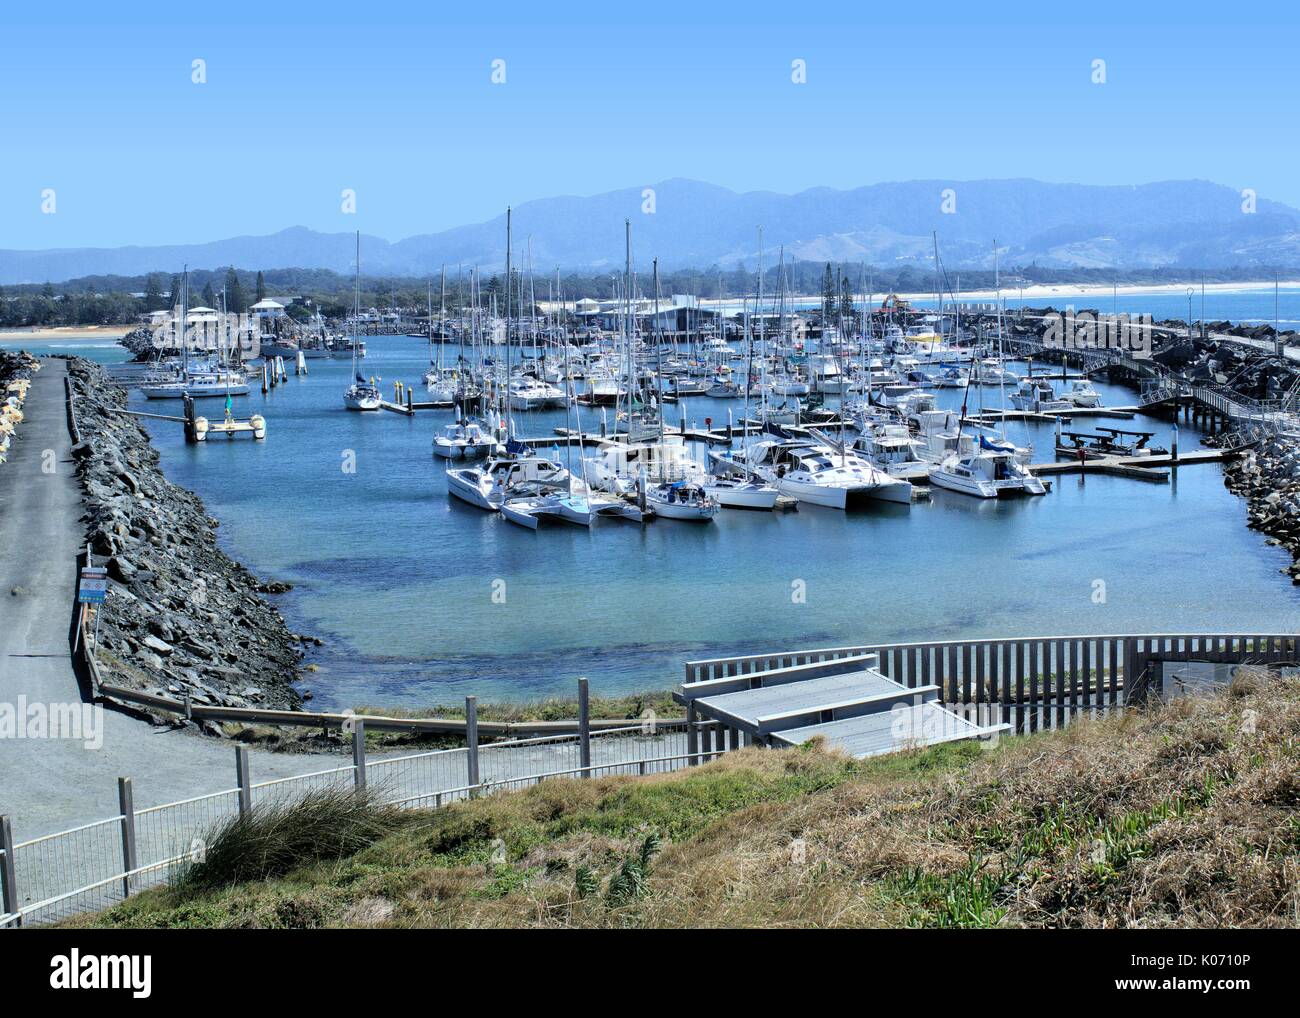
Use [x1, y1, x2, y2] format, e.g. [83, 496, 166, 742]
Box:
[66, 357, 306, 725]
[1220, 430, 1300, 584]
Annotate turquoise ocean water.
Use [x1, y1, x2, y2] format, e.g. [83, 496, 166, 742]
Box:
[9, 283, 1299, 707]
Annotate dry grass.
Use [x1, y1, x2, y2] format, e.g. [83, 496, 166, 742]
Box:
[70, 675, 1300, 929]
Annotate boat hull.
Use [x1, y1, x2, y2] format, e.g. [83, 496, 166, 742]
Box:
[779, 476, 911, 508]
[446, 470, 500, 510]
[646, 497, 718, 521]
[703, 481, 779, 509]
[142, 384, 250, 399]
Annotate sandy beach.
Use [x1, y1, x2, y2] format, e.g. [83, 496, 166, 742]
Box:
[901, 279, 1300, 304]
[0, 325, 131, 347]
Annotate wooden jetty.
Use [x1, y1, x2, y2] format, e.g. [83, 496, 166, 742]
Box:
[891, 445, 1236, 485]
[1030, 447, 1236, 481]
[965, 405, 1139, 425]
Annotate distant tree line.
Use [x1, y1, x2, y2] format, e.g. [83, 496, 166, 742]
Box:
[4, 261, 1298, 327]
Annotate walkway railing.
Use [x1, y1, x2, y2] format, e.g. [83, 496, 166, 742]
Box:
[5, 630, 1297, 928]
[0, 714, 703, 929]
[686, 632, 1298, 732]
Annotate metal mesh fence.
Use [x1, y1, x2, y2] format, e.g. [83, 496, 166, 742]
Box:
[2, 723, 689, 927]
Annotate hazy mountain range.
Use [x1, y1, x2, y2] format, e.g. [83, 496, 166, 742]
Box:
[4, 178, 1300, 285]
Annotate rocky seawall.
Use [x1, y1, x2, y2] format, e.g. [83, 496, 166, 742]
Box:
[1, 350, 40, 464]
[1220, 432, 1300, 585]
[118, 326, 155, 361]
[66, 357, 306, 723]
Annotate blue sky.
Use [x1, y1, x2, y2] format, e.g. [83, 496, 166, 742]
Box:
[2, 1, 1295, 249]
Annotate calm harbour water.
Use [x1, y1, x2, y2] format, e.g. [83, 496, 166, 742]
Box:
[14, 284, 1300, 708]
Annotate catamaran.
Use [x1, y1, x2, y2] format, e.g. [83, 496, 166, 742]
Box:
[929, 438, 1047, 498]
[723, 436, 913, 508]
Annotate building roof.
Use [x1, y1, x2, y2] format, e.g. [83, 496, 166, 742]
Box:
[676, 651, 1007, 758]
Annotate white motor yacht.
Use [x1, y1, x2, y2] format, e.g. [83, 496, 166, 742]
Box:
[853, 423, 928, 478]
[1061, 379, 1102, 408]
[446, 454, 571, 511]
[702, 475, 780, 510]
[1010, 377, 1072, 413]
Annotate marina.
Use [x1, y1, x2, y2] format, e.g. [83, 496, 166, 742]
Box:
[42, 312, 1297, 709]
[5, 0, 1300, 944]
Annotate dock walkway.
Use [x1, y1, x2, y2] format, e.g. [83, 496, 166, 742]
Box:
[0, 361, 408, 838]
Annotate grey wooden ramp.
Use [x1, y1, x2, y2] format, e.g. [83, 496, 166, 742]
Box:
[768, 702, 1002, 757]
[676, 650, 1008, 757]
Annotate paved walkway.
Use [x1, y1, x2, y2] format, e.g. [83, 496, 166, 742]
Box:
[0, 360, 363, 839]
[0, 364, 686, 929]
